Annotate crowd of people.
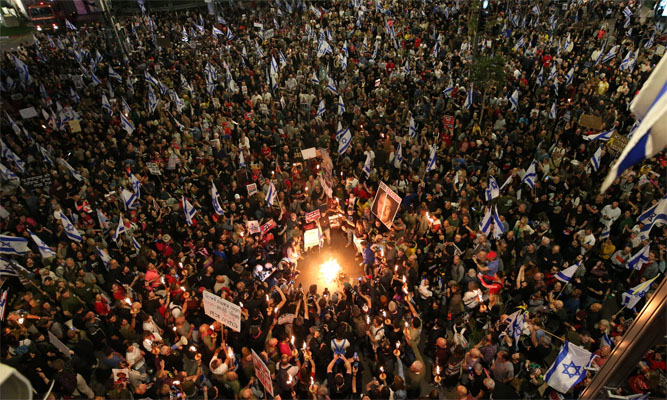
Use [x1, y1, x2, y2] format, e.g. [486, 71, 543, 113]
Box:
[0, 0, 666, 398]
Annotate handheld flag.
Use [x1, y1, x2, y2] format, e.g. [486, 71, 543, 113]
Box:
[211, 182, 224, 215]
[502, 310, 526, 348]
[64, 19, 77, 30]
[112, 214, 127, 242]
[637, 196, 667, 237]
[120, 113, 135, 134]
[549, 102, 557, 120]
[544, 341, 594, 393]
[485, 176, 500, 201]
[626, 244, 650, 271]
[102, 94, 113, 115]
[509, 90, 519, 112]
[583, 128, 614, 142]
[362, 154, 372, 177]
[336, 122, 349, 141]
[58, 158, 84, 181]
[57, 211, 82, 242]
[426, 145, 437, 172]
[622, 275, 660, 309]
[183, 197, 197, 225]
[27, 229, 56, 258]
[0, 235, 29, 255]
[555, 263, 580, 283]
[394, 143, 403, 168]
[316, 99, 326, 117]
[120, 187, 138, 210]
[129, 172, 141, 198]
[521, 160, 537, 188]
[464, 85, 473, 110]
[265, 181, 277, 207]
[408, 116, 417, 138]
[590, 145, 603, 172]
[338, 127, 352, 155]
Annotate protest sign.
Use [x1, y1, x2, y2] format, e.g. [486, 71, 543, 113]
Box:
[371, 181, 402, 228]
[306, 210, 321, 223]
[49, 331, 71, 358]
[252, 350, 274, 396]
[304, 228, 320, 251]
[247, 220, 260, 234]
[247, 183, 258, 196]
[203, 291, 242, 332]
[18, 107, 38, 119]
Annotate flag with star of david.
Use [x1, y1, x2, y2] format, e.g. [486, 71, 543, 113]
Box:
[544, 341, 594, 393]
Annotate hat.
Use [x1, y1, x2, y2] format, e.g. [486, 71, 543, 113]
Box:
[485, 251, 497, 260]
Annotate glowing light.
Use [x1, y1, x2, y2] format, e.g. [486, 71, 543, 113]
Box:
[380, 366, 384, 372]
[124, 298, 132, 305]
[382, 310, 387, 318]
[321, 258, 341, 284]
[436, 366, 440, 375]
[180, 286, 186, 291]
[189, 346, 197, 352]
[18, 317, 24, 324]
[266, 294, 270, 304]
[291, 336, 295, 346]
[173, 327, 177, 332]
[366, 316, 370, 325]
[173, 380, 180, 385]
[396, 342, 400, 349]
[287, 375, 292, 385]
[239, 302, 244, 308]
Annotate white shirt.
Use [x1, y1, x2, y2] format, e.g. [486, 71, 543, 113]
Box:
[600, 205, 621, 225]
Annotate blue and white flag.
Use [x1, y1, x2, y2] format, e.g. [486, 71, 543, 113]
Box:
[544, 341, 594, 394]
[336, 121, 349, 141]
[112, 213, 127, 242]
[555, 263, 580, 283]
[426, 145, 437, 172]
[549, 102, 557, 120]
[120, 113, 135, 134]
[148, 86, 158, 114]
[513, 36, 525, 51]
[70, 87, 80, 104]
[108, 65, 122, 83]
[479, 206, 505, 239]
[602, 44, 620, 64]
[27, 229, 56, 258]
[64, 18, 77, 30]
[270, 56, 278, 76]
[342, 40, 349, 57]
[312, 71, 320, 85]
[362, 154, 372, 177]
[536, 67, 544, 86]
[583, 128, 614, 142]
[326, 77, 337, 95]
[602, 333, 613, 348]
[637, 196, 667, 236]
[239, 151, 245, 168]
[622, 275, 659, 309]
[521, 160, 537, 188]
[129, 172, 141, 197]
[509, 90, 519, 111]
[37, 144, 53, 166]
[145, 71, 159, 87]
[212, 26, 224, 36]
[548, 65, 558, 82]
[337, 96, 345, 116]
[0, 162, 19, 181]
[0, 235, 29, 255]
[485, 176, 500, 201]
[338, 127, 352, 155]
[601, 223, 611, 240]
[394, 142, 403, 168]
[316, 99, 326, 117]
[57, 211, 82, 242]
[626, 244, 650, 271]
[590, 145, 603, 172]
[0, 141, 25, 173]
[601, 52, 667, 191]
[120, 187, 137, 210]
[620, 50, 634, 72]
[265, 182, 277, 207]
[443, 82, 454, 97]
[183, 197, 197, 225]
[211, 182, 224, 215]
[0, 289, 7, 320]
[102, 94, 113, 115]
[131, 237, 141, 252]
[96, 246, 111, 269]
[565, 67, 574, 86]
[502, 310, 526, 348]
[13, 55, 33, 86]
[464, 85, 473, 110]
[58, 158, 84, 181]
[121, 97, 131, 115]
[97, 209, 110, 230]
[279, 50, 287, 68]
[408, 116, 417, 138]
[645, 33, 655, 49]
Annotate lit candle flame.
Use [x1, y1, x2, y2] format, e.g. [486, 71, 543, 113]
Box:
[239, 302, 243, 308]
[18, 317, 24, 324]
[173, 326, 177, 332]
[291, 336, 295, 346]
[124, 298, 132, 305]
[405, 321, 409, 328]
[274, 307, 278, 314]
[302, 342, 307, 350]
[380, 366, 384, 373]
[436, 366, 440, 375]
[189, 346, 197, 352]
[180, 286, 186, 291]
[366, 316, 370, 325]
[310, 377, 314, 386]
[266, 294, 270, 304]
[396, 341, 400, 349]
[395, 265, 398, 272]
[179, 262, 183, 268]
[287, 375, 292, 385]
[382, 310, 387, 318]
[402, 275, 406, 283]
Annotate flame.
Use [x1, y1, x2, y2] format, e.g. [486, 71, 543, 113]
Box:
[321, 258, 341, 284]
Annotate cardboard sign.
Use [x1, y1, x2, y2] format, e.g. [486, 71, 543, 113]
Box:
[146, 162, 162, 175]
[579, 114, 603, 130]
[608, 132, 630, 153]
[371, 181, 402, 228]
[112, 368, 131, 384]
[301, 147, 317, 160]
[23, 174, 52, 192]
[48, 331, 71, 359]
[252, 349, 274, 396]
[247, 220, 260, 234]
[68, 119, 81, 133]
[253, 22, 264, 29]
[443, 115, 454, 129]
[264, 28, 274, 39]
[18, 107, 38, 119]
[203, 291, 242, 332]
[247, 183, 258, 196]
[306, 209, 321, 223]
[261, 219, 276, 235]
[304, 228, 320, 250]
[329, 214, 340, 228]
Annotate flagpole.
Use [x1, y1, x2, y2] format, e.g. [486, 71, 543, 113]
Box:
[612, 306, 627, 319]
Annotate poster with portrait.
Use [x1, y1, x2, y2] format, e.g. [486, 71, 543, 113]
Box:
[371, 181, 402, 228]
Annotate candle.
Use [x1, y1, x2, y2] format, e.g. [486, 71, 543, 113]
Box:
[396, 342, 400, 349]
[179, 262, 183, 269]
[395, 265, 398, 272]
[366, 315, 370, 325]
[180, 286, 186, 291]
[274, 307, 279, 314]
[189, 346, 197, 352]
[436, 366, 440, 375]
[239, 302, 244, 308]
[17, 317, 24, 325]
[382, 310, 387, 318]
[173, 326, 177, 332]
[380, 366, 384, 373]
[291, 336, 295, 346]
[402, 275, 406, 283]
[302, 342, 307, 350]
[124, 298, 132, 305]
[405, 321, 409, 328]
[266, 294, 270, 304]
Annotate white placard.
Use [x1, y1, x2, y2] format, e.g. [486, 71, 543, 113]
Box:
[203, 291, 241, 332]
[247, 220, 260, 234]
[48, 331, 71, 359]
[264, 28, 274, 39]
[304, 228, 320, 251]
[254, 22, 264, 29]
[301, 147, 317, 160]
[146, 162, 162, 175]
[247, 183, 258, 196]
[19, 107, 38, 119]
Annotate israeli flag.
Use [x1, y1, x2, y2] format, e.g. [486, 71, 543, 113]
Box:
[555, 263, 580, 283]
[601, 223, 611, 240]
[626, 244, 650, 271]
[394, 142, 403, 168]
[112, 213, 127, 242]
[316, 99, 326, 117]
[27, 229, 56, 258]
[37, 144, 53, 166]
[0, 235, 29, 255]
[337, 96, 345, 116]
[623, 6, 633, 18]
[120, 113, 135, 134]
[57, 211, 82, 242]
[108, 66, 122, 83]
[536, 67, 544, 86]
[548, 65, 558, 82]
[549, 102, 557, 120]
[265, 182, 277, 206]
[0, 258, 18, 277]
[590, 145, 603, 172]
[326, 78, 338, 95]
[129, 172, 141, 197]
[120, 187, 137, 210]
[565, 67, 574, 86]
[521, 160, 537, 188]
[316, 39, 332, 58]
[148, 86, 157, 114]
[89, 70, 102, 86]
[131, 237, 141, 252]
[312, 71, 320, 85]
[64, 18, 77, 30]
[239, 150, 245, 168]
[5, 112, 21, 135]
[622, 275, 659, 309]
[97, 209, 110, 230]
[102, 94, 113, 115]
[342, 40, 349, 57]
[338, 127, 352, 155]
[0, 141, 25, 173]
[58, 158, 84, 181]
[408, 116, 417, 138]
[602, 45, 620, 64]
[464, 85, 473, 110]
[183, 197, 197, 225]
[509, 90, 519, 111]
[426, 145, 437, 173]
[443, 83, 454, 97]
[270, 56, 278, 76]
[145, 72, 159, 87]
[0, 163, 19, 181]
[544, 341, 594, 394]
[96, 246, 111, 268]
[637, 196, 667, 236]
[602, 333, 613, 348]
[211, 182, 224, 215]
[503, 310, 526, 347]
[340, 54, 348, 70]
[513, 36, 525, 51]
[583, 128, 614, 142]
[336, 121, 349, 141]
[120, 97, 131, 116]
[645, 33, 655, 49]
[194, 23, 205, 34]
[279, 50, 287, 67]
[479, 206, 504, 239]
[619, 51, 634, 72]
[212, 26, 224, 36]
[485, 176, 500, 201]
[362, 154, 372, 177]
